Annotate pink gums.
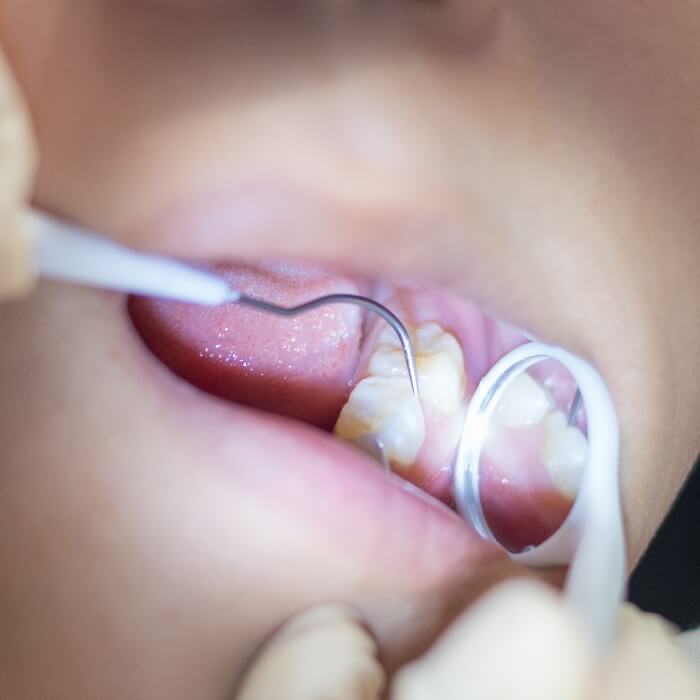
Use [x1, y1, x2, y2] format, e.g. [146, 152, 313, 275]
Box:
[479, 423, 574, 552]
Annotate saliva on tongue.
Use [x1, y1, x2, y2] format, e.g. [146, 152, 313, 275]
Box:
[129, 261, 366, 431]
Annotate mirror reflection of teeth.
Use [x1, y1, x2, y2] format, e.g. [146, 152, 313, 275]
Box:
[334, 322, 465, 469]
[494, 372, 553, 428]
[541, 411, 588, 499]
[492, 372, 589, 499]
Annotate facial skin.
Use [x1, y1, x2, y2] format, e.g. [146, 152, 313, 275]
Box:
[0, 1, 699, 697]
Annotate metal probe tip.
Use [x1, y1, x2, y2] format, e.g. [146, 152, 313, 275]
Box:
[225, 289, 420, 397]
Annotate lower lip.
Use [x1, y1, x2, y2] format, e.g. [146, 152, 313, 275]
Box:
[122, 301, 506, 589]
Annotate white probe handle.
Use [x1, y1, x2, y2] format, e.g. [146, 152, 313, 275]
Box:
[509, 344, 626, 650]
[26, 209, 233, 306]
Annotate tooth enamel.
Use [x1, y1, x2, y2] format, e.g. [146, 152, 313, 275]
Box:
[541, 411, 588, 499]
[369, 322, 465, 413]
[334, 321, 465, 468]
[494, 372, 552, 428]
[334, 376, 426, 468]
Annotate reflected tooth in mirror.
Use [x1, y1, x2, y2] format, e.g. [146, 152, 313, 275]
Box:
[494, 372, 552, 428]
[334, 377, 425, 468]
[541, 411, 588, 499]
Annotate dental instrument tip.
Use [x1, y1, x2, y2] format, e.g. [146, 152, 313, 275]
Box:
[226, 292, 420, 397]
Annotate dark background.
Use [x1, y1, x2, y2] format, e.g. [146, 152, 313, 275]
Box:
[629, 456, 700, 630]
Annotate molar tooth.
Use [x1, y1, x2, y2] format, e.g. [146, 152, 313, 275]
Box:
[377, 322, 463, 371]
[334, 377, 425, 468]
[494, 373, 552, 428]
[370, 322, 465, 412]
[541, 411, 588, 499]
[367, 345, 411, 380]
[335, 322, 464, 468]
[414, 353, 464, 413]
[414, 323, 464, 371]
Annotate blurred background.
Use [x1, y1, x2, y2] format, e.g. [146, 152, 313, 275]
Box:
[629, 456, 700, 630]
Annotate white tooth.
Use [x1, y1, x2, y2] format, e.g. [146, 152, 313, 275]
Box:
[369, 322, 465, 413]
[334, 376, 425, 469]
[414, 322, 464, 368]
[367, 345, 411, 380]
[415, 353, 465, 413]
[375, 324, 404, 349]
[541, 411, 588, 499]
[377, 322, 462, 366]
[494, 372, 552, 428]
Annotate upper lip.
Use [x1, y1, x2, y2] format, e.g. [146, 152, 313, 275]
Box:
[120, 175, 563, 364]
[123, 178, 479, 291]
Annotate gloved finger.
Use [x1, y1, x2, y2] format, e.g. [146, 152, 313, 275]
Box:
[392, 579, 595, 700]
[235, 605, 385, 700]
[596, 605, 700, 700]
[0, 46, 36, 300]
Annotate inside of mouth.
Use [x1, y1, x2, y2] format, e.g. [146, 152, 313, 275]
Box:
[128, 260, 588, 553]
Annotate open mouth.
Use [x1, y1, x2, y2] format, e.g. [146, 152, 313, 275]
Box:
[128, 260, 587, 555]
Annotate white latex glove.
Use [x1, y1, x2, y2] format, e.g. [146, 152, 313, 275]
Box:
[0, 45, 35, 300]
[235, 605, 386, 700]
[394, 580, 700, 700]
[236, 581, 700, 700]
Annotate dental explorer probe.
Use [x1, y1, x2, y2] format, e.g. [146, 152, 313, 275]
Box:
[232, 293, 419, 397]
[26, 209, 419, 396]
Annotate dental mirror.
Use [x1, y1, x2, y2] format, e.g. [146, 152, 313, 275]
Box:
[457, 357, 586, 553]
[454, 342, 626, 648]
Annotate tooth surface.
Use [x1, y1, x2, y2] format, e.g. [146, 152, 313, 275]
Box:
[334, 377, 425, 468]
[370, 322, 465, 413]
[541, 411, 588, 499]
[494, 372, 552, 428]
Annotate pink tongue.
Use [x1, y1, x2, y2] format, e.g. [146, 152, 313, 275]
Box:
[128, 262, 364, 430]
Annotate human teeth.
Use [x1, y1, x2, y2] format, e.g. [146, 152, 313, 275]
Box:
[368, 322, 465, 413]
[541, 411, 588, 499]
[334, 322, 464, 468]
[334, 377, 425, 468]
[494, 372, 552, 428]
